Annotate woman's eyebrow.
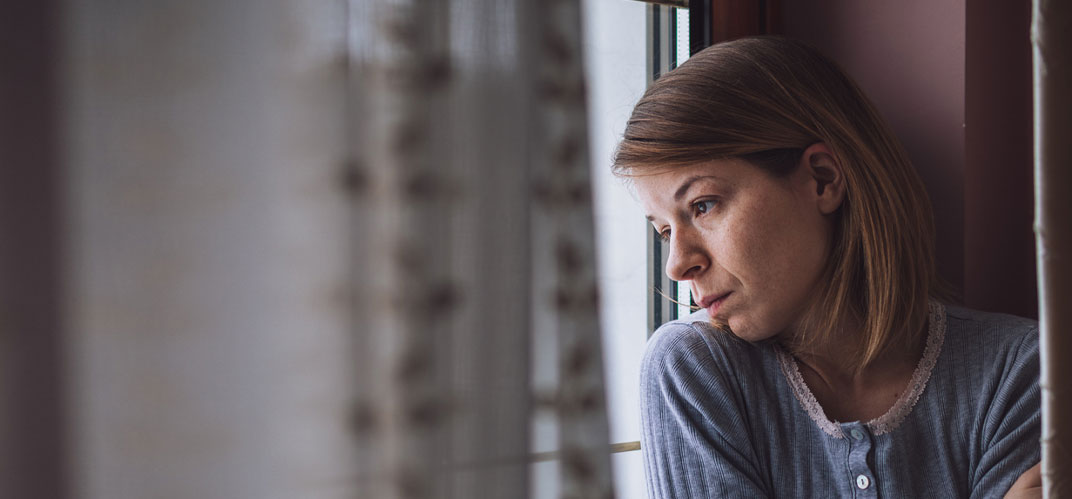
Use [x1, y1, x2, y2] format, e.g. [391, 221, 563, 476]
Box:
[674, 175, 723, 201]
[644, 175, 727, 221]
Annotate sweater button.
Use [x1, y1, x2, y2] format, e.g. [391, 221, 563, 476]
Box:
[856, 474, 871, 489]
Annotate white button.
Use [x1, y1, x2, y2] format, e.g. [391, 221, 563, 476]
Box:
[851, 429, 864, 440]
[856, 474, 870, 489]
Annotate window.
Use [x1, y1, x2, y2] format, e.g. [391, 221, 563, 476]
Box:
[648, 2, 695, 334]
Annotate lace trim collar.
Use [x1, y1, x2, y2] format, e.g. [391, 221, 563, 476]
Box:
[775, 301, 946, 438]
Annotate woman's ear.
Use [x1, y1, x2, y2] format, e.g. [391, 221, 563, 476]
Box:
[799, 142, 846, 214]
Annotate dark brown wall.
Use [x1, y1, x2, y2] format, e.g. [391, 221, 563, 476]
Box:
[964, 0, 1036, 318]
[776, 1, 1037, 317]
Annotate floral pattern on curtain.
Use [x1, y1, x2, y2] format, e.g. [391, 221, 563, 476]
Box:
[356, 0, 614, 498]
[39, 0, 612, 497]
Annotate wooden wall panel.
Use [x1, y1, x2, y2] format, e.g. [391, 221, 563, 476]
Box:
[708, 0, 774, 43]
[966, 0, 1036, 318]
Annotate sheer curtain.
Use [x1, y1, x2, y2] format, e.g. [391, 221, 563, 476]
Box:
[356, 1, 614, 497]
[28, 0, 613, 498]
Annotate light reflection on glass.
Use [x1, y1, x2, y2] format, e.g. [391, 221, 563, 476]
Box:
[675, 8, 689, 67]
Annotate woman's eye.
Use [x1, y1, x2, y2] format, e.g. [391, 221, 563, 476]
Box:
[692, 200, 717, 216]
[658, 229, 671, 242]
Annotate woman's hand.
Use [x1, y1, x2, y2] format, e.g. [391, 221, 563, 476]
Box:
[1004, 462, 1041, 499]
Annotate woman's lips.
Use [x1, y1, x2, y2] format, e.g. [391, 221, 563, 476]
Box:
[698, 292, 731, 316]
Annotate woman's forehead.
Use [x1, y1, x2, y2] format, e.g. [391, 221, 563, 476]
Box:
[634, 160, 766, 220]
[633, 160, 753, 195]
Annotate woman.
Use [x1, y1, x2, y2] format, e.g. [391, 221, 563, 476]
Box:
[615, 37, 1041, 498]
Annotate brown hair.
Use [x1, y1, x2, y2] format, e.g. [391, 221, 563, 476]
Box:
[615, 36, 937, 372]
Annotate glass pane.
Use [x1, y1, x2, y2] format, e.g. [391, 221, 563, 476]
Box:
[583, 1, 650, 498]
[675, 7, 690, 66]
[677, 280, 692, 318]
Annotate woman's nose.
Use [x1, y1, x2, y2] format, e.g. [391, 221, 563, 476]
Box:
[664, 228, 708, 282]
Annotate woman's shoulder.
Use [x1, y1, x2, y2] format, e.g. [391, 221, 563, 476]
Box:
[929, 304, 1041, 494]
[644, 310, 758, 364]
[941, 303, 1039, 357]
[641, 310, 774, 391]
[931, 303, 1040, 413]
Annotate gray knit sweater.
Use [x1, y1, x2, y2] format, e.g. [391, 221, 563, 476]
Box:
[640, 302, 1040, 498]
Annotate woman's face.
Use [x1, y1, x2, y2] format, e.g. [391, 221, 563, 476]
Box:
[634, 154, 839, 342]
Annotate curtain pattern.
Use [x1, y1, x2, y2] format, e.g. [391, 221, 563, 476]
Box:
[358, 0, 613, 498]
[529, 1, 615, 498]
[46, 0, 611, 496]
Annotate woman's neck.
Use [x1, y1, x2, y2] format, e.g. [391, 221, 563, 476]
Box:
[787, 318, 927, 423]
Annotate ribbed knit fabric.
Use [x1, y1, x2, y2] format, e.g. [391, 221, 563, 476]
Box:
[640, 303, 1040, 498]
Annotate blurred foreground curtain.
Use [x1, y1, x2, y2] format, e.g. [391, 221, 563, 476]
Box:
[0, 0, 612, 498]
[354, 0, 613, 498]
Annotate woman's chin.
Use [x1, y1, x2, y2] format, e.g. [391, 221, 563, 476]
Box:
[722, 321, 778, 344]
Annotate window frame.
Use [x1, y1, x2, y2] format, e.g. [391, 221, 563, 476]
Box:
[646, 1, 705, 334]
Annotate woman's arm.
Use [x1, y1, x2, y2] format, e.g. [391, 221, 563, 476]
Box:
[972, 331, 1041, 498]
